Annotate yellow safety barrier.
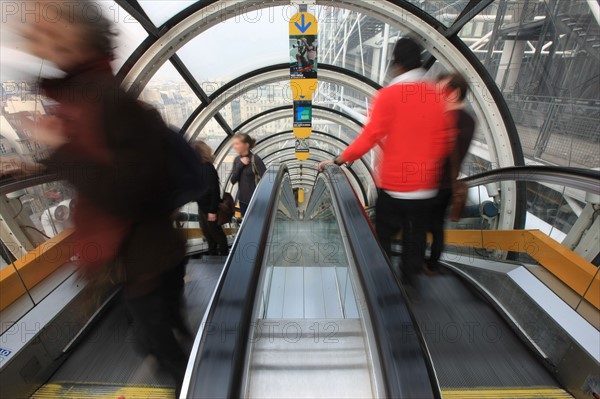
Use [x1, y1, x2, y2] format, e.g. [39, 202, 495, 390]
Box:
[0, 229, 75, 311]
[442, 387, 573, 399]
[32, 382, 175, 399]
[0, 226, 239, 312]
[3, 227, 595, 313]
[444, 229, 599, 310]
[179, 227, 237, 240]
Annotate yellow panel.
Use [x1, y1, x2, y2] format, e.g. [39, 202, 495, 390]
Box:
[442, 387, 573, 398]
[296, 152, 310, 161]
[289, 12, 318, 36]
[291, 79, 318, 100]
[32, 382, 175, 399]
[1, 229, 75, 311]
[0, 267, 27, 311]
[445, 229, 599, 310]
[178, 227, 236, 240]
[298, 189, 305, 203]
[0, 226, 238, 311]
[583, 270, 600, 307]
[293, 127, 312, 138]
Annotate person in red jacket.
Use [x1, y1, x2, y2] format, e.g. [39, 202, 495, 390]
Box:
[320, 38, 456, 286]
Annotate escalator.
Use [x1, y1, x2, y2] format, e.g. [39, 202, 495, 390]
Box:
[31, 256, 226, 399]
[33, 163, 430, 399]
[181, 165, 597, 399]
[6, 165, 597, 398]
[181, 164, 438, 399]
[408, 270, 571, 399]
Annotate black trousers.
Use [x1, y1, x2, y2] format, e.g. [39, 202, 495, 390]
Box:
[428, 188, 452, 267]
[199, 211, 228, 255]
[376, 190, 435, 285]
[239, 201, 249, 217]
[125, 260, 188, 395]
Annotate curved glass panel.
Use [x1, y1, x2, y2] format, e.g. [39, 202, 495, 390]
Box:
[176, 6, 289, 83]
[458, 0, 600, 169]
[238, 112, 361, 146]
[197, 118, 228, 151]
[404, 0, 471, 27]
[216, 79, 370, 133]
[318, 6, 433, 85]
[0, 180, 79, 331]
[445, 174, 598, 327]
[138, 62, 201, 130]
[314, 81, 371, 120]
[138, 0, 198, 26]
[219, 82, 293, 129]
[248, 119, 294, 141]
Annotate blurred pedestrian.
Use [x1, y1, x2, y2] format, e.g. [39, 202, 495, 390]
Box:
[319, 38, 456, 286]
[18, 2, 188, 394]
[230, 133, 266, 217]
[424, 73, 476, 275]
[192, 140, 229, 256]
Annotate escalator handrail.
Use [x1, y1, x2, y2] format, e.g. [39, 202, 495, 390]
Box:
[319, 165, 442, 399]
[180, 165, 289, 399]
[460, 165, 600, 193]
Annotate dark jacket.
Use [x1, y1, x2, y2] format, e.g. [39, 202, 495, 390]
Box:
[230, 153, 266, 204]
[197, 162, 221, 214]
[440, 109, 476, 189]
[41, 59, 184, 292]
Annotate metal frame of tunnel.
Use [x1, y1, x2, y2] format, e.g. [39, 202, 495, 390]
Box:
[181, 65, 378, 142]
[212, 105, 367, 169]
[252, 132, 374, 204]
[114, 0, 526, 231]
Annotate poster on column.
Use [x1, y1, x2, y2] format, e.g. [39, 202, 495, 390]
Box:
[295, 138, 310, 161]
[289, 12, 318, 80]
[290, 10, 318, 141]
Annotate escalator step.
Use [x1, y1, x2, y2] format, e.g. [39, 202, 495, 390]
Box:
[31, 383, 175, 399]
[441, 387, 573, 399]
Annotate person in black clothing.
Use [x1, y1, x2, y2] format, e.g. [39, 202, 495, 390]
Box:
[425, 73, 476, 274]
[230, 133, 267, 216]
[192, 140, 229, 256]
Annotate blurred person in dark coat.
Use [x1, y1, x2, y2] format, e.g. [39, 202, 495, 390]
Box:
[16, 2, 188, 394]
[424, 73, 476, 275]
[192, 140, 229, 256]
[230, 133, 266, 216]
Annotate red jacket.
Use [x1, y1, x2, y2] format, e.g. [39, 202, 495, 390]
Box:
[341, 81, 456, 193]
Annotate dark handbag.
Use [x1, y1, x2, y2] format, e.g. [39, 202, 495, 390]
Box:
[449, 180, 468, 222]
[217, 192, 235, 225]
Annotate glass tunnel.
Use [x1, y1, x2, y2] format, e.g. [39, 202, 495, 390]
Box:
[0, 1, 598, 399]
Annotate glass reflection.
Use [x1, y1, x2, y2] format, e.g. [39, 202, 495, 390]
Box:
[458, 0, 600, 169]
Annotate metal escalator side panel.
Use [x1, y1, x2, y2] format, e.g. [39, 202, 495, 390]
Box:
[181, 165, 292, 399]
[320, 165, 442, 399]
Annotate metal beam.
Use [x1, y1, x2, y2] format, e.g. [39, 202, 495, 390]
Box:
[169, 55, 234, 136]
[114, 0, 158, 36]
[446, 0, 495, 38]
